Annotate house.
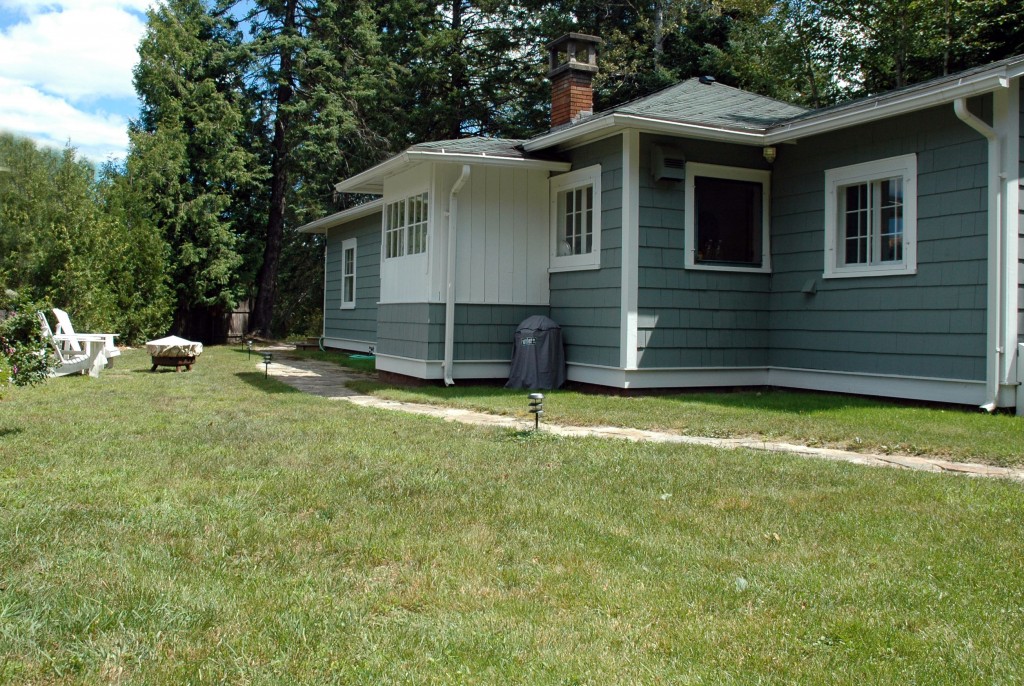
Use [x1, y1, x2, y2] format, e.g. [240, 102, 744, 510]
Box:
[298, 34, 1024, 413]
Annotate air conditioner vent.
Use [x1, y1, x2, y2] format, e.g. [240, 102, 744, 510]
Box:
[652, 145, 686, 182]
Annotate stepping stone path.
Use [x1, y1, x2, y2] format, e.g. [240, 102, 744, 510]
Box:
[258, 351, 1024, 483]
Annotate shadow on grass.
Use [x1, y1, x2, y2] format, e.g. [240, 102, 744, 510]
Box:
[235, 372, 302, 394]
[0, 427, 23, 438]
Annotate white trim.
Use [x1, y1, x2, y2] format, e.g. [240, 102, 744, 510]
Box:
[549, 164, 602, 271]
[621, 130, 640, 369]
[335, 151, 571, 194]
[823, 154, 918, 279]
[566, 362, 991, 405]
[684, 162, 772, 273]
[321, 336, 375, 354]
[376, 354, 509, 380]
[767, 367, 988, 406]
[996, 80, 1020, 392]
[340, 237, 357, 309]
[297, 198, 383, 234]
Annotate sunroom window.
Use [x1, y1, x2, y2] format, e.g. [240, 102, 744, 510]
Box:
[384, 192, 429, 259]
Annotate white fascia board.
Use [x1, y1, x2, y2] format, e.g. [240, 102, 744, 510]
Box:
[335, 150, 571, 194]
[524, 113, 766, 152]
[766, 69, 1017, 144]
[296, 198, 384, 234]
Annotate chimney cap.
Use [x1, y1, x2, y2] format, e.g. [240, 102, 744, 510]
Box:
[546, 32, 603, 52]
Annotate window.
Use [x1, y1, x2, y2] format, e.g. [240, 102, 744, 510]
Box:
[384, 192, 429, 259]
[684, 163, 771, 273]
[550, 164, 602, 271]
[824, 154, 917, 278]
[341, 238, 356, 309]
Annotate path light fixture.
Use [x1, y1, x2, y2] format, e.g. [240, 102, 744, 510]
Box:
[528, 392, 544, 431]
[246, 339, 254, 359]
[261, 351, 273, 378]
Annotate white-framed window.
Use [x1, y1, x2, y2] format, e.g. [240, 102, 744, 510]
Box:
[341, 237, 356, 309]
[824, 154, 917, 278]
[550, 164, 602, 271]
[383, 191, 429, 260]
[684, 162, 771, 273]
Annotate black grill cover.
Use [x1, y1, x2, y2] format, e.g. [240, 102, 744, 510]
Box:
[505, 315, 566, 390]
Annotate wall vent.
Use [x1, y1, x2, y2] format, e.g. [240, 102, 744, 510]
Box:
[651, 145, 686, 183]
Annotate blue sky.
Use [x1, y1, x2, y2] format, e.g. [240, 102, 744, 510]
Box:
[0, 0, 151, 162]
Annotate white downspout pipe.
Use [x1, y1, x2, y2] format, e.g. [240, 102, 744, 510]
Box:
[443, 165, 471, 386]
[953, 98, 1003, 412]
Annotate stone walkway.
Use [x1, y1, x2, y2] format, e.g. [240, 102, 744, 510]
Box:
[260, 353, 1024, 483]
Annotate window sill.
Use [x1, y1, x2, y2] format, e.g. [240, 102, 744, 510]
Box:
[550, 260, 601, 273]
[686, 262, 771, 274]
[340, 303, 356, 310]
[823, 265, 916, 279]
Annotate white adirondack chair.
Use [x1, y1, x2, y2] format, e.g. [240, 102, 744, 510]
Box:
[37, 312, 108, 378]
[51, 307, 120, 364]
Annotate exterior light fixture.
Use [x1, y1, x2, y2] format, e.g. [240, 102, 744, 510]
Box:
[261, 351, 273, 378]
[246, 339, 254, 359]
[762, 146, 777, 164]
[528, 392, 544, 430]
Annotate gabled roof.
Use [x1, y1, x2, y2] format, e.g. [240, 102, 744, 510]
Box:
[409, 138, 528, 157]
[594, 78, 808, 133]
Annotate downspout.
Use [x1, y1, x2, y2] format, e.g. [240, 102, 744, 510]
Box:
[953, 98, 1003, 411]
[443, 165, 471, 386]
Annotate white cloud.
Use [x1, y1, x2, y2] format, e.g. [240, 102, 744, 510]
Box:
[0, 76, 129, 161]
[0, 0, 151, 102]
[0, 0, 154, 160]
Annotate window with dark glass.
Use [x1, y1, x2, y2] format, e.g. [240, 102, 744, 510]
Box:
[693, 176, 763, 267]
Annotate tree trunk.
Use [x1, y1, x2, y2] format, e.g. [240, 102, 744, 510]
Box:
[447, 0, 466, 139]
[250, 0, 297, 337]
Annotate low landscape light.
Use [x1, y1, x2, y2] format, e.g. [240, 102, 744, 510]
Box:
[261, 351, 273, 378]
[528, 392, 544, 430]
[246, 339, 254, 359]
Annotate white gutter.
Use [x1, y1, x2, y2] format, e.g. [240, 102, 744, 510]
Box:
[953, 98, 1003, 412]
[443, 165, 471, 386]
[336, 151, 569, 194]
[296, 198, 384, 234]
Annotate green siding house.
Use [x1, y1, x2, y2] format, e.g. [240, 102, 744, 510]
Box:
[299, 35, 1024, 413]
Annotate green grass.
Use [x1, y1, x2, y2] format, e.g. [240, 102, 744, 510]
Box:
[1, 347, 1022, 683]
[286, 347, 377, 373]
[346, 380, 1024, 467]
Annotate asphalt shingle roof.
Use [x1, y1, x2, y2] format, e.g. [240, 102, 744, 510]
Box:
[593, 78, 809, 132]
[410, 137, 527, 157]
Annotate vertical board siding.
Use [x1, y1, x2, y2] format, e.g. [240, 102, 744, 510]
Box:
[549, 136, 623, 367]
[769, 102, 989, 380]
[324, 212, 381, 346]
[452, 165, 550, 306]
[637, 135, 772, 369]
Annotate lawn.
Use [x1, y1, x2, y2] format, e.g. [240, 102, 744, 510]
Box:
[340, 375, 1024, 468]
[1, 346, 1022, 684]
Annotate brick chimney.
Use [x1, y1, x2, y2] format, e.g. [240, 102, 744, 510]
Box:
[547, 33, 602, 128]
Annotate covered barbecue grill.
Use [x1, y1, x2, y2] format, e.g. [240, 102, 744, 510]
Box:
[505, 315, 565, 390]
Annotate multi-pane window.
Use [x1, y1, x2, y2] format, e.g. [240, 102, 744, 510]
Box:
[558, 185, 594, 256]
[684, 163, 771, 273]
[839, 177, 903, 266]
[341, 238, 356, 309]
[550, 164, 602, 271]
[384, 192, 429, 259]
[824, 154, 917, 278]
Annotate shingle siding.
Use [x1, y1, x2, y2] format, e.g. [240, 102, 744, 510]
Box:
[636, 134, 772, 369]
[549, 136, 623, 367]
[324, 213, 380, 347]
[769, 101, 989, 380]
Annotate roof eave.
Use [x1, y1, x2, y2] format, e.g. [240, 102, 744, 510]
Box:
[524, 113, 770, 151]
[296, 198, 384, 234]
[334, 149, 572, 194]
[766, 63, 1023, 144]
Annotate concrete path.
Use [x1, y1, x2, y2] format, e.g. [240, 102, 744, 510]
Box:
[260, 354, 1024, 483]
